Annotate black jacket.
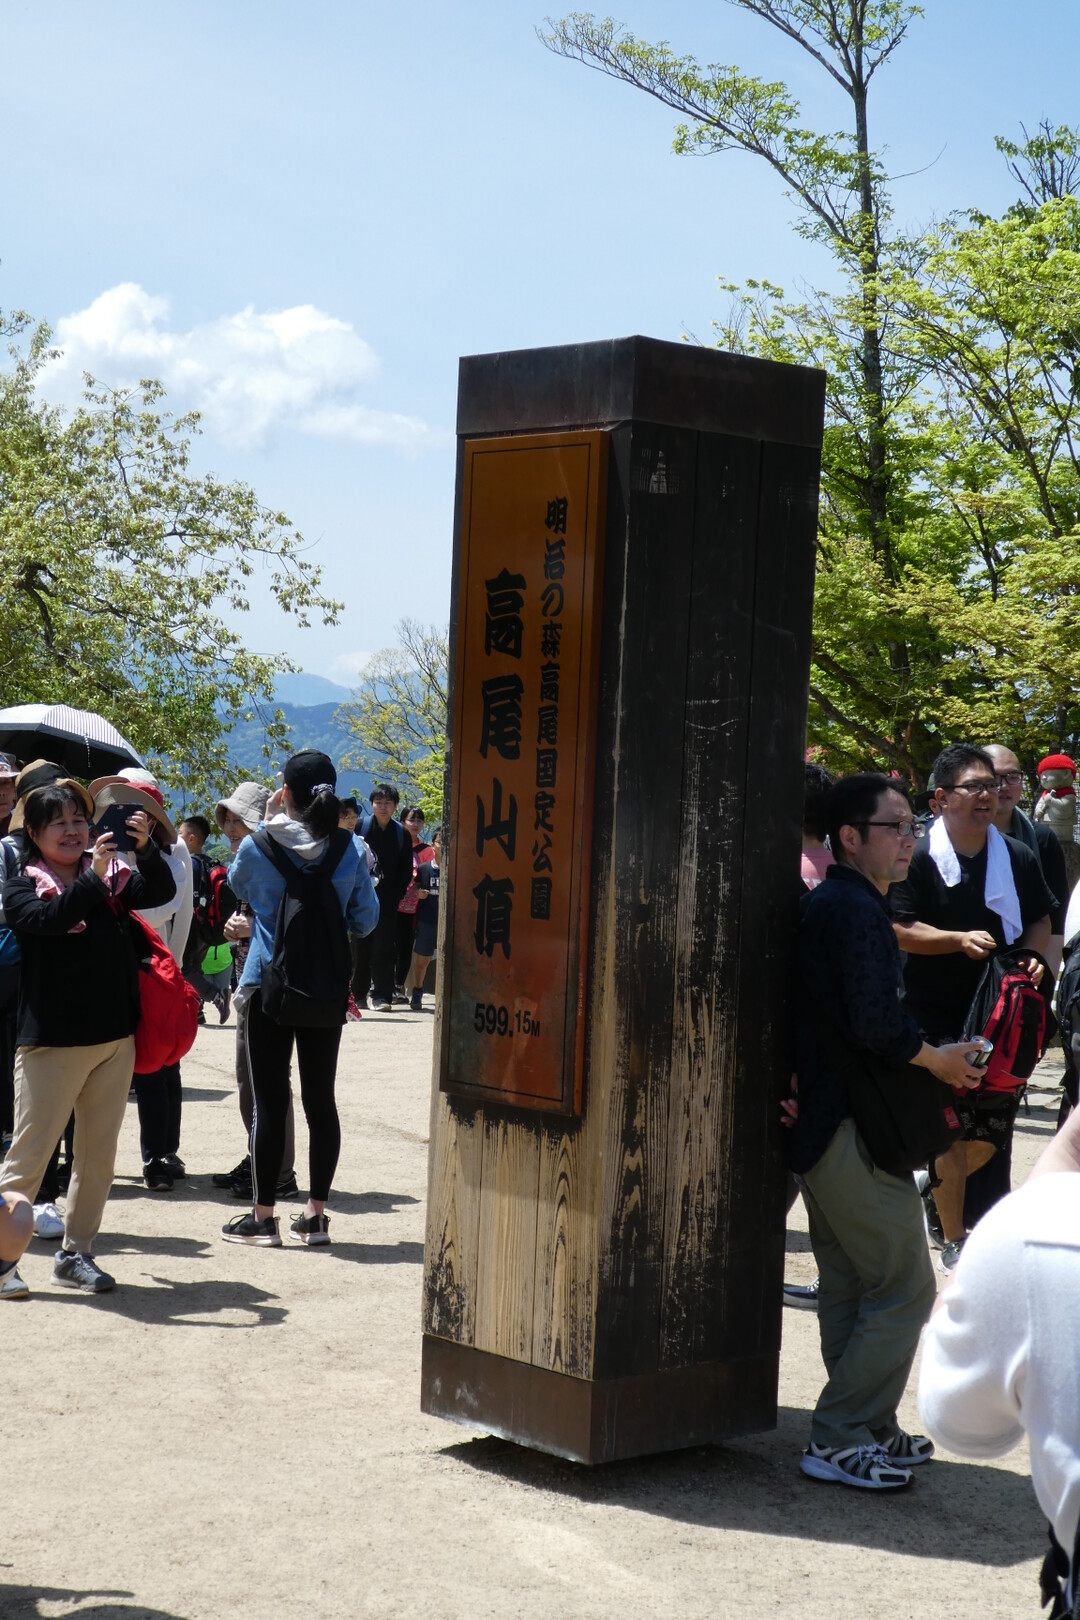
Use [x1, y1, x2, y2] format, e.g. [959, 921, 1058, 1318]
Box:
[3, 842, 176, 1048]
[791, 864, 924, 1175]
[359, 814, 415, 909]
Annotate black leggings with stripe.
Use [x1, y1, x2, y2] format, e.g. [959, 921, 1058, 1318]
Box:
[246, 991, 343, 1205]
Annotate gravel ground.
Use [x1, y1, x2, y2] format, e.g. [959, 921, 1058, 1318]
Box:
[1, 1015, 1061, 1620]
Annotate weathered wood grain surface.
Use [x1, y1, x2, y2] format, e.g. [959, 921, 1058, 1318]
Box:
[423, 342, 823, 1456]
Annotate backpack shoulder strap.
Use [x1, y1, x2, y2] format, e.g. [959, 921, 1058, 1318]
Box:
[251, 828, 302, 890]
[318, 828, 352, 873]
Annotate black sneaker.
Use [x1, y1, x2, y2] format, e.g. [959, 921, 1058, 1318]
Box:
[162, 1154, 186, 1180]
[392, 989, 410, 1005]
[143, 1159, 174, 1192]
[409, 988, 424, 1011]
[213, 1155, 251, 1189]
[213, 989, 232, 1025]
[915, 1169, 945, 1248]
[783, 1277, 820, 1310]
[53, 1250, 115, 1293]
[289, 1211, 330, 1246]
[221, 1212, 281, 1247]
[371, 998, 393, 1012]
[276, 1171, 301, 1201]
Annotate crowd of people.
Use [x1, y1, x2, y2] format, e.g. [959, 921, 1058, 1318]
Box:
[1, 724, 1074, 1600]
[791, 737, 1080, 1605]
[0, 748, 442, 1294]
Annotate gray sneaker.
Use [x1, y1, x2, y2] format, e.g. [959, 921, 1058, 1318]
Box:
[939, 1238, 966, 1273]
[0, 1266, 29, 1300]
[52, 1250, 115, 1293]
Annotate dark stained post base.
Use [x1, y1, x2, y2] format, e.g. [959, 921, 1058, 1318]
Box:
[422, 1335, 779, 1466]
[422, 336, 824, 1465]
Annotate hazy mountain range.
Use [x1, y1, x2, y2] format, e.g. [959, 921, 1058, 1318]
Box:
[222, 673, 377, 802]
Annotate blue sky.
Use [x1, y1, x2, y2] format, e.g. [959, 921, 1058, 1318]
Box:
[2, 1, 1077, 689]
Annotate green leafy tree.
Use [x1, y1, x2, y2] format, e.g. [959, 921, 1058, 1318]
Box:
[541, 13, 1080, 785]
[336, 618, 448, 818]
[0, 310, 340, 800]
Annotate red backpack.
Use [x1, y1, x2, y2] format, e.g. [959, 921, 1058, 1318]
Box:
[962, 948, 1054, 1093]
[126, 911, 202, 1073]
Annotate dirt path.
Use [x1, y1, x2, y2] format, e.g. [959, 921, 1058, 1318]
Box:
[2, 1015, 1057, 1619]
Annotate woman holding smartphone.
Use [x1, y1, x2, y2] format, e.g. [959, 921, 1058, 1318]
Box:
[0, 778, 175, 1298]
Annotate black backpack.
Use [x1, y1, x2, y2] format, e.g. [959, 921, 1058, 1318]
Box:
[188, 852, 234, 953]
[1057, 934, 1080, 1115]
[250, 829, 352, 1028]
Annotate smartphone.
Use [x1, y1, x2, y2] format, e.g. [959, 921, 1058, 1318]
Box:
[94, 803, 136, 854]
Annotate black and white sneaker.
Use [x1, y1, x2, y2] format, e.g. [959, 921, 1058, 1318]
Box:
[800, 1442, 912, 1490]
[883, 1431, 935, 1466]
[783, 1277, 820, 1310]
[52, 1250, 115, 1293]
[289, 1212, 330, 1246]
[162, 1154, 187, 1180]
[143, 1158, 174, 1192]
[221, 1212, 281, 1247]
[213, 1155, 251, 1189]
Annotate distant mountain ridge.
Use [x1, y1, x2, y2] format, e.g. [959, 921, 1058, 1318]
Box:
[223, 677, 375, 802]
[271, 672, 354, 707]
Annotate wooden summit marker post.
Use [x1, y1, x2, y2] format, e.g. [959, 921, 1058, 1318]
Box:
[422, 335, 825, 1463]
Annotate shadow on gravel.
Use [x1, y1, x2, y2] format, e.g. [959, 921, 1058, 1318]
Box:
[784, 1229, 813, 1254]
[181, 1085, 234, 1102]
[319, 1240, 424, 1265]
[92, 1233, 214, 1260]
[44, 1276, 287, 1329]
[0, 1583, 188, 1618]
[328, 1189, 421, 1215]
[443, 1405, 1042, 1565]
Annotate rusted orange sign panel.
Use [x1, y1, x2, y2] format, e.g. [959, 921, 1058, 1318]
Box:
[443, 432, 608, 1114]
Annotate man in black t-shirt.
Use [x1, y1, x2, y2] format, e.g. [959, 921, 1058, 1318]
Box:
[891, 744, 1055, 1272]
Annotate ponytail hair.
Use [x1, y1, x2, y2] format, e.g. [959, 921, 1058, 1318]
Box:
[298, 787, 341, 842]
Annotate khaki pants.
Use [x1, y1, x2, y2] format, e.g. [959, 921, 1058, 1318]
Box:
[0, 1039, 135, 1254]
[801, 1115, 936, 1449]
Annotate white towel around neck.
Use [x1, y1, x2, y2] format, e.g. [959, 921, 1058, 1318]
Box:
[928, 815, 1022, 944]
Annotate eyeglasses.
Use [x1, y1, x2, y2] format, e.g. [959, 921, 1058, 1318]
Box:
[859, 819, 917, 838]
[994, 770, 1023, 787]
[942, 779, 999, 797]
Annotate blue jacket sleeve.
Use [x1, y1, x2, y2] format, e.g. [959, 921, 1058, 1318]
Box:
[225, 834, 258, 902]
[346, 837, 380, 939]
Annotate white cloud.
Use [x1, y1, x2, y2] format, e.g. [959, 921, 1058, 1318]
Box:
[330, 650, 375, 685]
[42, 283, 434, 450]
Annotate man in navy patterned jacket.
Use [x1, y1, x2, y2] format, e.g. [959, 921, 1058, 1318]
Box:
[791, 773, 982, 1493]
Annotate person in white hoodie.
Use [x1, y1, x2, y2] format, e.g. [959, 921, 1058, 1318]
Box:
[91, 770, 192, 1191]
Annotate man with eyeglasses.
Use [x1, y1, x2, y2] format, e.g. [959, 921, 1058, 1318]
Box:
[791, 772, 982, 1491]
[891, 744, 1057, 1271]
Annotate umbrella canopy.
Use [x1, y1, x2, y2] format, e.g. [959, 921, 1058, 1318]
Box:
[0, 704, 144, 780]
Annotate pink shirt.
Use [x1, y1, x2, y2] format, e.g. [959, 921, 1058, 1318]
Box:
[800, 846, 835, 889]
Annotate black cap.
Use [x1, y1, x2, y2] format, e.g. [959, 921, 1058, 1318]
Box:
[282, 750, 337, 809]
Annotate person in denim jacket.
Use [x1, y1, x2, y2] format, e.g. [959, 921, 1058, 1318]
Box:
[220, 751, 377, 1249]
